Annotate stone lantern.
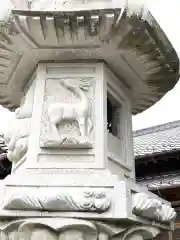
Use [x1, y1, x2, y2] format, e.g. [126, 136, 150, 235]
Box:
[0, 0, 179, 239]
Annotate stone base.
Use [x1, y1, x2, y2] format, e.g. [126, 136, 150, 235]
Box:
[0, 168, 175, 240]
[0, 217, 163, 240]
[0, 170, 175, 225]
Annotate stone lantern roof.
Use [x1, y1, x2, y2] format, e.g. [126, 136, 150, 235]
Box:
[0, 0, 179, 114]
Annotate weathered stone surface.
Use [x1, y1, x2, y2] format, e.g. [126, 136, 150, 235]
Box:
[0, 1, 178, 113]
[0, 217, 162, 240]
[0, 1, 177, 240]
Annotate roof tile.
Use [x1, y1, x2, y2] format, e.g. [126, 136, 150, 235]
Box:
[133, 120, 180, 157]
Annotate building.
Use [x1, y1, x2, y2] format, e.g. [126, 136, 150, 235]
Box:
[134, 120, 180, 239]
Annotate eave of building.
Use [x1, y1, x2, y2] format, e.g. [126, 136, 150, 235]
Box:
[137, 171, 180, 191]
[134, 120, 180, 158]
[134, 120, 180, 190]
[0, 3, 178, 114]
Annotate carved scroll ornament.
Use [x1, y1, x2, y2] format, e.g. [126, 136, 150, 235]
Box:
[132, 193, 176, 222]
[3, 189, 110, 213]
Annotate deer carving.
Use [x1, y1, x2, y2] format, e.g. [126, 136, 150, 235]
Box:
[47, 78, 93, 143]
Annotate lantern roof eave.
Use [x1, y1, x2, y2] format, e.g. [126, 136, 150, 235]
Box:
[0, 5, 178, 114]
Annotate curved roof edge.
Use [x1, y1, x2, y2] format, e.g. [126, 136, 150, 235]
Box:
[0, 3, 178, 113]
[124, 5, 180, 114]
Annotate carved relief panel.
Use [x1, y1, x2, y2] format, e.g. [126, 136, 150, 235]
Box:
[23, 63, 106, 169]
[40, 77, 95, 149]
[4, 76, 36, 168]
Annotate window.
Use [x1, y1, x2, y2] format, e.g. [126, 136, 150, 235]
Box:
[107, 94, 121, 139]
[107, 93, 127, 167]
[106, 67, 133, 173]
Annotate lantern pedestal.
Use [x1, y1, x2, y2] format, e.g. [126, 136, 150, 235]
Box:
[0, 1, 179, 239]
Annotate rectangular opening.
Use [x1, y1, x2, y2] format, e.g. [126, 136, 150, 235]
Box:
[107, 94, 122, 139]
[107, 93, 126, 163]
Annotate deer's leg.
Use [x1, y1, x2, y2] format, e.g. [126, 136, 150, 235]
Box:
[48, 108, 63, 140]
[50, 122, 60, 140]
[8, 132, 18, 152]
[87, 117, 93, 135]
[78, 117, 86, 139]
[49, 115, 61, 140]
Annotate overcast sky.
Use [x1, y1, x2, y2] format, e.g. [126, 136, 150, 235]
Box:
[133, 0, 180, 130]
[0, 0, 180, 132]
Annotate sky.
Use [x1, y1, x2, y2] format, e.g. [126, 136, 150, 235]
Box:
[133, 0, 180, 130]
[0, 0, 180, 132]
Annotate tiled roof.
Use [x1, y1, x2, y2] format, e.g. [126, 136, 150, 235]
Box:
[133, 120, 180, 158]
[137, 171, 180, 190]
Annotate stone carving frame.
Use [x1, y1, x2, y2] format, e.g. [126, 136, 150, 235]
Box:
[40, 76, 94, 149]
[25, 63, 109, 169]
